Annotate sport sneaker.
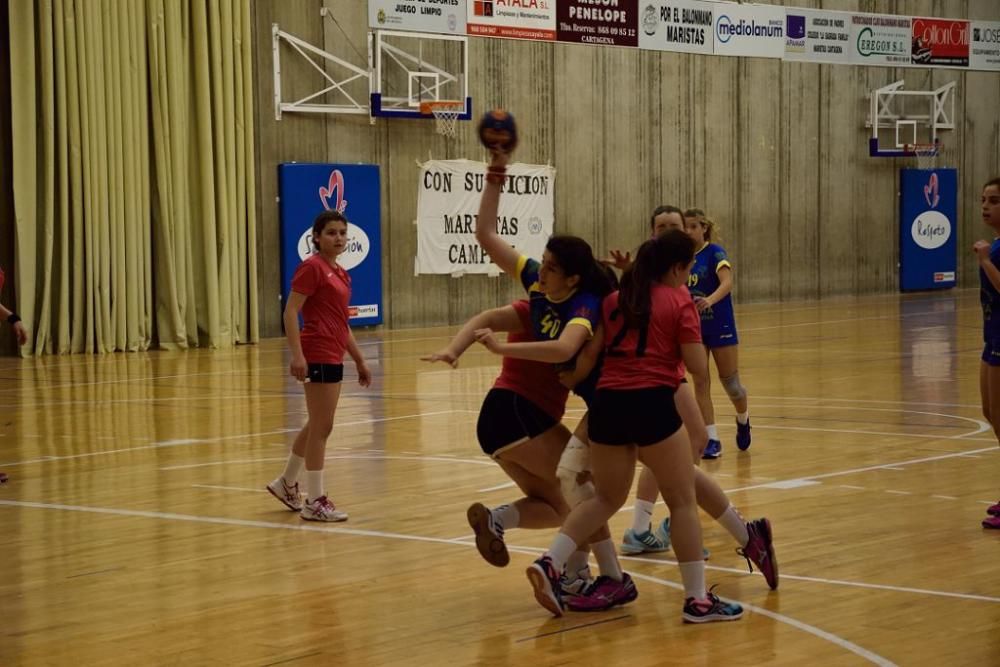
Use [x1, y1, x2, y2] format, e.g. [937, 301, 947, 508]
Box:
[467, 502, 509, 567]
[682, 587, 744, 623]
[984, 515, 1000, 529]
[301, 495, 348, 522]
[702, 439, 722, 460]
[266, 477, 303, 511]
[559, 566, 593, 601]
[987, 501, 1000, 517]
[526, 556, 564, 617]
[738, 518, 778, 590]
[0, 472, 8, 484]
[621, 524, 670, 555]
[655, 518, 710, 559]
[736, 419, 752, 451]
[565, 573, 638, 612]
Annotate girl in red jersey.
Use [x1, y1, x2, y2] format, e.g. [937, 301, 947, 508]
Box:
[526, 230, 744, 622]
[266, 211, 372, 522]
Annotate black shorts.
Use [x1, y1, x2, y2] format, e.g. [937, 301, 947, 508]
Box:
[588, 386, 683, 446]
[307, 363, 344, 383]
[476, 388, 558, 458]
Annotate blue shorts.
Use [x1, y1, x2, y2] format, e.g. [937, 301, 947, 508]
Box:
[982, 340, 1000, 367]
[702, 325, 739, 349]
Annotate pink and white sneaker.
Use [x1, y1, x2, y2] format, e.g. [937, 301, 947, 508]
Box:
[266, 477, 303, 511]
[301, 495, 348, 522]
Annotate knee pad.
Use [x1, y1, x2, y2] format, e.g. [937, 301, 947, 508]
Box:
[721, 371, 747, 402]
[559, 474, 595, 506]
[557, 436, 592, 506]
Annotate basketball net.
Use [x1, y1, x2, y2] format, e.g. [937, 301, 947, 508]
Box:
[429, 103, 463, 138]
[908, 143, 939, 170]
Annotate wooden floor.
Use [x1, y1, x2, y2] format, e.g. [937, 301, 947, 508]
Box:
[1, 289, 998, 666]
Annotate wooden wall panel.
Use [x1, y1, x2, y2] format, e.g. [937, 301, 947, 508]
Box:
[250, 0, 1000, 335]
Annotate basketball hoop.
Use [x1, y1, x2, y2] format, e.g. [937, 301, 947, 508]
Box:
[905, 143, 940, 170]
[420, 101, 464, 138]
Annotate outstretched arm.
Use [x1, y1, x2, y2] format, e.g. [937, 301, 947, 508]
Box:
[422, 305, 525, 367]
[476, 322, 591, 364]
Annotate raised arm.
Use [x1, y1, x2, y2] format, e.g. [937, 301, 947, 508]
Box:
[474, 150, 521, 276]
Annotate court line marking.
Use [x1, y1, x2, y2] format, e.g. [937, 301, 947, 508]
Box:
[515, 614, 631, 643]
[163, 453, 496, 471]
[192, 484, 264, 493]
[0, 410, 475, 467]
[0, 499, 901, 665]
[623, 571, 897, 667]
[478, 481, 518, 492]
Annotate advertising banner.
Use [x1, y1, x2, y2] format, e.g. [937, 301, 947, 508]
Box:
[415, 160, 554, 275]
[911, 17, 969, 67]
[279, 164, 384, 326]
[850, 13, 912, 67]
[557, 0, 639, 47]
[467, 0, 556, 41]
[971, 20, 1000, 71]
[783, 8, 851, 64]
[713, 3, 786, 59]
[899, 168, 957, 291]
[368, 0, 467, 34]
[638, 0, 714, 55]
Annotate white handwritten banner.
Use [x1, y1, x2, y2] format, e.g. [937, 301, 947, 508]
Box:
[415, 160, 555, 275]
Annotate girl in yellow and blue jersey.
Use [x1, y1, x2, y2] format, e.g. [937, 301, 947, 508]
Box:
[682, 209, 750, 460]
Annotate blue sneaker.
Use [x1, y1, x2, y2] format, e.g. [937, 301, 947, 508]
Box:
[682, 587, 744, 623]
[621, 524, 670, 555]
[736, 419, 751, 451]
[657, 517, 710, 560]
[526, 556, 564, 617]
[702, 439, 722, 460]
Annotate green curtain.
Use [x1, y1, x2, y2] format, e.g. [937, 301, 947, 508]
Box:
[8, 0, 257, 355]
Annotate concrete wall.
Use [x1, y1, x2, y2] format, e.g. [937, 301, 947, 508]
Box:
[253, 0, 1000, 336]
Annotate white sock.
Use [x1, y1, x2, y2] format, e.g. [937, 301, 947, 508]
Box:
[305, 470, 324, 501]
[281, 453, 305, 483]
[717, 505, 750, 547]
[679, 560, 707, 600]
[492, 503, 520, 530]
[706, 424, 719, 441]
[632, 499, 655, 534]
[591, 538, 623, 581]
[736, 411, 749, 424]
[566, 550, 590, 577]
[546, 532, 578, 572]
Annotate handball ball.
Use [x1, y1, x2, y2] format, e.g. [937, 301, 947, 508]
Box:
[478, 109, 518, 152]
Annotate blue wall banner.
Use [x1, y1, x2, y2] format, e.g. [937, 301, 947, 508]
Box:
[279, 163, 383, 326]
[899, 168, 956, 291]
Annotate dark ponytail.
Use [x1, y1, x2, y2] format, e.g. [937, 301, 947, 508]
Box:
[545, 235, 616, 297]
[618, 230, 695, 329]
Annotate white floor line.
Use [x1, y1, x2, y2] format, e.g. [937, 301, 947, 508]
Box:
[0, 499, 907, 666]
[840, 485, 866, 490]
[0, 410, 472, 468]
[752, 394, 983, 410]
[162, 453, 496, 471]
[477, 481, 518, 492]
[884, 490, 912, 495]
[623, 570, 898, 667]
[932, 495, 958, 501]
[722, 445, 1000, 495]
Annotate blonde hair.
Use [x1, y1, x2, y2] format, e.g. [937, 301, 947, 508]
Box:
[683, 208, 721, 244]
